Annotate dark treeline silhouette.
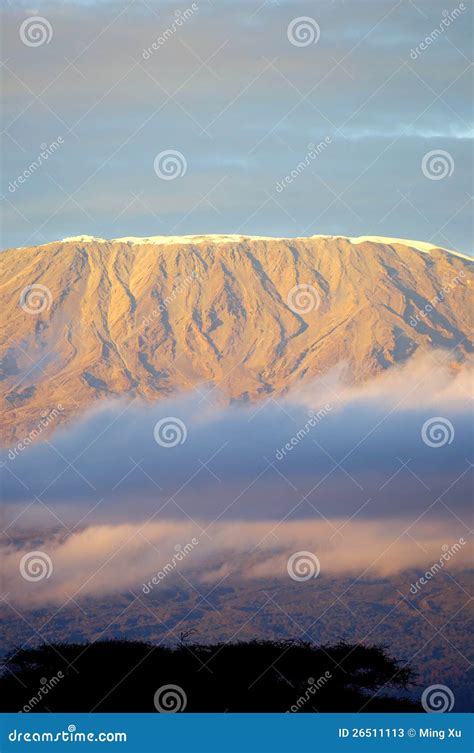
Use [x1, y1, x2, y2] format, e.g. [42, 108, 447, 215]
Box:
[1, 639, 420, 712]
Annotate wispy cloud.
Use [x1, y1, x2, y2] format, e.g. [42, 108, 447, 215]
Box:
[4, 516, 471, 606]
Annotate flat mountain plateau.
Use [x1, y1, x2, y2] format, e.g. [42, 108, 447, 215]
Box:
[1, 234, 472, 443]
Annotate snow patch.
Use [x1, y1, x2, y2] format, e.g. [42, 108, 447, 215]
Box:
[61, 235, 108, 243]
[50, 233, 473, 261]
[111, 234, 279, 245]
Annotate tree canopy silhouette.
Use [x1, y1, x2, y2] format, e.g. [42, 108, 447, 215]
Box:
[1, 639, 420, 712]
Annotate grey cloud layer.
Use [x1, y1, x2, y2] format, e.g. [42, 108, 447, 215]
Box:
[2, 356, 472, 528]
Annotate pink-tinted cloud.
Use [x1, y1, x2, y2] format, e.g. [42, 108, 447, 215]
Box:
[5, 517, 471, 607]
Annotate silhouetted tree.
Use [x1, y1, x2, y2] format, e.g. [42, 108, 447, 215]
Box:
[0, 639, 420, 712]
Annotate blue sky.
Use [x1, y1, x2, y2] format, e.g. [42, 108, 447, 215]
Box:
[2, 0, 472, 251]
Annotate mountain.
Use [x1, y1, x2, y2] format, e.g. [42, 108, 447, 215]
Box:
[0, 234, 472, 444]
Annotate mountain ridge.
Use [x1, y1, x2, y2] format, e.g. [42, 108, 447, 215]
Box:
[9, 233, 473, 261]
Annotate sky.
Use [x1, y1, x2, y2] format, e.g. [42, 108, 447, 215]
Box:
[1, 0, 472, 252]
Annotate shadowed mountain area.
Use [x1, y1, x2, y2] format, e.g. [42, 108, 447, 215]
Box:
[0, 639, 421, 713]
[0, 234, 472, 444]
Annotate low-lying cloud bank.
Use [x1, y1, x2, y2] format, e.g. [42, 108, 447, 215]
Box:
[2, 353, 472, 526]
[3, 354, 471, 608]
[3, 517, 471, 607]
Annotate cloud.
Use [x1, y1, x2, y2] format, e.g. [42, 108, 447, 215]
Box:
[4, 516, 471, 607]
[2, 352, 472, 533]
[338, 126, 474, 141]
[2, 353, 472, 608]
[287, 351, 474, 410]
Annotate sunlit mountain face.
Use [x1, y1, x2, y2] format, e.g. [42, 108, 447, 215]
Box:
[1, 234, 471, 442]
[1, 234, 473, 710]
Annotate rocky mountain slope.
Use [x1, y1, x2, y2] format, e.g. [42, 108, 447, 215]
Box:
[0, 234, 472, 443]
